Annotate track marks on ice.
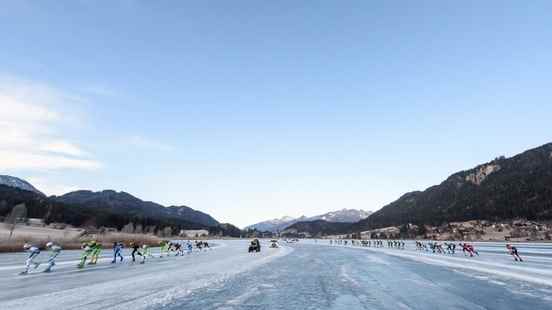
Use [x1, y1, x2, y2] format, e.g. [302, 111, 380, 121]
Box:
[0, 242, 292, 310]
[324, 244, 552, 287]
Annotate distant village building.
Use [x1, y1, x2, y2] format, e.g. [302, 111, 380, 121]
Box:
[27, 218, 44, 227]
[179, 229, 209, 238]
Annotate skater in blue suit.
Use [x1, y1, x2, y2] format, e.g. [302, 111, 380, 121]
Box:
[111, 242, 124, 263]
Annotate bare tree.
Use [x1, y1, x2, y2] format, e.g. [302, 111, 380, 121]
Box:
[5, 203, 27, 239]
[161, 226, 172, 238]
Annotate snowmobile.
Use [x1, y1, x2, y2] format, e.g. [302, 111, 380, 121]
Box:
[248, 239, 261, 253]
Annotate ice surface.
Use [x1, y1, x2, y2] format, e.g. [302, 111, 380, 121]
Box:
[0, 240, 550, 310]
[0, 241, 291, 310]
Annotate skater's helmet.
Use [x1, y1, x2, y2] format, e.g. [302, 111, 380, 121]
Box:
[46, 242, 54, 248]
[23, 243, 32, 250]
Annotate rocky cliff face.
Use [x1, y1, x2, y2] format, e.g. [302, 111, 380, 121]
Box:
[465, 164, 501, 185]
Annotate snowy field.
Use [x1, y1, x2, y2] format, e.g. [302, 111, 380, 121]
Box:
[0, 240, 551, 310]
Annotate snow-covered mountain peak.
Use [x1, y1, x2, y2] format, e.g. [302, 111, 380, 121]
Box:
[0, 175, 45, 196]
[278, 216, 296, 222]
[309, 209, 372, 223]
[245, 209, 372, 232]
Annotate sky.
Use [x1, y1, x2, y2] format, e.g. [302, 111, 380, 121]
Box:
[1, 1, 551, 228]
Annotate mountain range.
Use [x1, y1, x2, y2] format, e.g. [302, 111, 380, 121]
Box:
[282, 220, 354, 237]
[2, 142, 551, 239]
[282, 142, 552, 237]
[354, 142, 552, 231]
[245, 209, 372, 232]
[52, 190, 219, 227]
[0, 177, 239, 236]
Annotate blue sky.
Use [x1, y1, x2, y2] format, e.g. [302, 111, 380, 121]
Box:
[1, 1, 551, 227]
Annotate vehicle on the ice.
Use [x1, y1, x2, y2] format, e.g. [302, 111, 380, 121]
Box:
[269, 240, 279, 248]
[248, 239, 261, 253]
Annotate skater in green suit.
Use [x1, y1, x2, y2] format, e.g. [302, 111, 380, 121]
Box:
[140, 244, 152, 264]
[159, 240, 169, 258]
[89, 242, 102, 265]
[78, 241, 95, 268]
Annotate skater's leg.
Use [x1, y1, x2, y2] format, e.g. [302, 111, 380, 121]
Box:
[44, 252, 60, 272]
[78, 255, 87, 267]
[90, 249, 100, 264]
[78, 251, 89, 268]
[89, 251, 95, 264]
[24, 256, 34, 273]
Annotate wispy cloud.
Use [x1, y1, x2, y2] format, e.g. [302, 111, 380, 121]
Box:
[39, 141, 88, 157]
[128, 135, 174, 152]
[0, 151, 100, 170]
[0, 75, 101, 171]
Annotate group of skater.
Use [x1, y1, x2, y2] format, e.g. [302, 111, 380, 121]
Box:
[357, 239, 405, 249]
[21, 242, 62, 275]
[415, 241, 478, 256]
[19, 239, 211, 275]
[383, 240, 406, 249]
[330, 239, 406, 249]
[328, 238, 525, 262]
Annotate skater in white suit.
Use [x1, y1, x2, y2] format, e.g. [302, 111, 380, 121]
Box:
[20, 243, 41, 275]
[43, 242, 62, 273]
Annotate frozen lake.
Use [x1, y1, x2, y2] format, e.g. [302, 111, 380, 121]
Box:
[0, 240, 551, 309]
